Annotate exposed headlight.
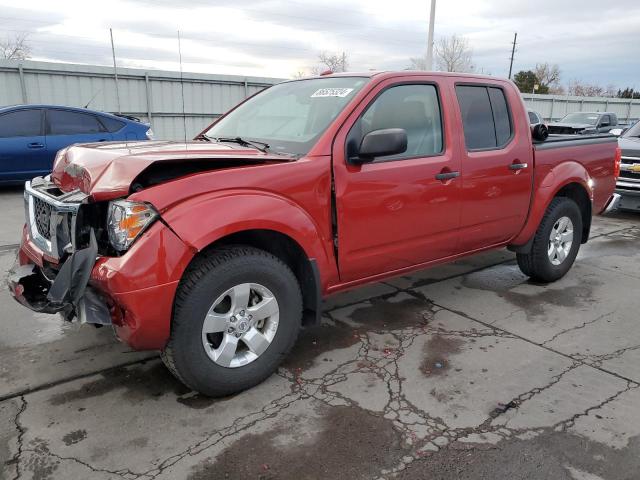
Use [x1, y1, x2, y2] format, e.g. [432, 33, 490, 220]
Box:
[107, 200, 158, 252]
[145, 128, 154, 140]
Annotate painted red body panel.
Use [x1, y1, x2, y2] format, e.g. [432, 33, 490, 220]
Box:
[17, 71, 617, 350]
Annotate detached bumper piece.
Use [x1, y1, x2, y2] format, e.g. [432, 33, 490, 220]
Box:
[8, 230, 112, 326]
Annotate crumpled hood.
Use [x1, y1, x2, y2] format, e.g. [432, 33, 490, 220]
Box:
[51, 141, 291, 201]
[547, 122, 593, 133]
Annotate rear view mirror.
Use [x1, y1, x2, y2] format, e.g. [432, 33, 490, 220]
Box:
[353, 128, 407, 163]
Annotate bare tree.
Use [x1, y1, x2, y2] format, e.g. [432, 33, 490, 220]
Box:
[435, 35, 474, 73]
[568, 81, 600, 97]
[408, 55, 428, 70]
[0, 32, 31, 60]
[408, 35, 474, 72]
[310, 51, 348, 75]
[534, 63, 561, 89]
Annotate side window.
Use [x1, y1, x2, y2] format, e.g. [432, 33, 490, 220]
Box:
[0, 110, 42, 138]
[48, 110, 105, 135]
[356, 84, 443, 161]
[528, 111, 538, 124]
[600, 115, 611, 126]
[99, 116, 126, 133]
[488, 87, 512, 146]
[456, 85, 513, 150]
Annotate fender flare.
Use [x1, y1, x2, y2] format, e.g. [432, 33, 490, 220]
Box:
[160, 190, 336, 288]
[509, 161, 592, 248]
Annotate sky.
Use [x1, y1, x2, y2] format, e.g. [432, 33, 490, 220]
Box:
[1, 0, 639, 89]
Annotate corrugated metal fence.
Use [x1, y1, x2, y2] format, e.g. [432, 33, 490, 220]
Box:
[0, 59, 281, 141]
[521, 93, 640, 123]
[2, 60, 640, 140]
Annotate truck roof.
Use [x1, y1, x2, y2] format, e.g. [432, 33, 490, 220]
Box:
[299, 70, 508, 83]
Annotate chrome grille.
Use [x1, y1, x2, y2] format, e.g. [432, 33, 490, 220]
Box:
[24, 179, 86, 260]
[33, 197, 53, 240]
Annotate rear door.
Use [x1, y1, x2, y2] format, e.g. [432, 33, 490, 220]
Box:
[332, 77, 462, 282]
[454, 82, 533, 253]
[0, 108, 47, 182]
[45, 109, 112, 161]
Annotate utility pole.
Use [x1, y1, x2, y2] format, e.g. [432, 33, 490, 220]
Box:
[425, 0, 436, 70]
[508, 32, 517, 79]
[109, 28, 121, 114]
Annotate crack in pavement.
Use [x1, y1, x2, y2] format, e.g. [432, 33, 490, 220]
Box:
[541, 310, 617, 346]
[7, 395, 27, 480]
[4, 222, 638, 478]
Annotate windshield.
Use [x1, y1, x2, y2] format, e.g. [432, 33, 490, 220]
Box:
[205, 77, 369, 155]
[559, 113, 599, 125]
[622, 121, 640, 138]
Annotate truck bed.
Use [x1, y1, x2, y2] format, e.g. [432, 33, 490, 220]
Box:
[533, 133, 617, 149]
[533, 134, 618, 213]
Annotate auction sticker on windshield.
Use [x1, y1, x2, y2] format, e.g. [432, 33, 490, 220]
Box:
[311, 88, 354, 98]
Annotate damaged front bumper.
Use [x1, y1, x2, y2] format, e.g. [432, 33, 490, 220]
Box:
[8, 230, 112, 326]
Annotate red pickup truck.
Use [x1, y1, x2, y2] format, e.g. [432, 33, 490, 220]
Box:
[10, 72, 620, 396]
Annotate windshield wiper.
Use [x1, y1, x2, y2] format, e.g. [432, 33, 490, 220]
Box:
[214, 136, 270, 153]
[194, 133, 212, 142]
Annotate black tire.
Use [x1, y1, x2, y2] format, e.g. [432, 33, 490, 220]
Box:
[516, 197, 583, 283]
[161, 246, 302, 397]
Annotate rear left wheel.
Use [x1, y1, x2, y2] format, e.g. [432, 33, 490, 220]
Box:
[161, 246, 302, 397]
[516, 197, 583, 283]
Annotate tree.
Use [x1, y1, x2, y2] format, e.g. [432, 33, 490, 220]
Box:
[534, 63, 560, 90]
[310, 51, 348, 75]
[513, 70, 549, 94]
[434, 34, 474, 72]
[617, 87, 640, 99]
[408, 55, 428, 70]
[568, 80, 604, 97]
[0, 32, 31, 60]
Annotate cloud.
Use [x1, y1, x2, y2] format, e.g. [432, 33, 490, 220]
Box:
[0, 0, 638, 88]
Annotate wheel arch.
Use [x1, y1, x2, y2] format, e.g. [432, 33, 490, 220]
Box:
[509, 168, 593, 253]
[180, 229, 322, 326]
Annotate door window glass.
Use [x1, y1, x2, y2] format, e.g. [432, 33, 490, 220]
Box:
[358, 84, 443, 161]
[0, 110, 42, 137]
[48, 110, 104, 135]
[456, 85, 513, 150]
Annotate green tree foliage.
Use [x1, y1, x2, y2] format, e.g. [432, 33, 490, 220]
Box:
[513, 70, 549, 94]
[617, 87, 640, 99]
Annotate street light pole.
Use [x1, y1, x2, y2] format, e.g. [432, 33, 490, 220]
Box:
[425, 0, 436, 70]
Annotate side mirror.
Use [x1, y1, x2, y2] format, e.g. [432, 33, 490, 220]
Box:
[531, 123, 549, 141]
[353, 128, 408, 163]
[609, 128, 623, 136]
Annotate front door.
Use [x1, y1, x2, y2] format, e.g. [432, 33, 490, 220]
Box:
[453, 83, 533, 252]
[0, 108, 47, 182]
[333, 79, 462, 283]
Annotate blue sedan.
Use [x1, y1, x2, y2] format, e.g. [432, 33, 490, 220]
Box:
[0, 105, 153, 184]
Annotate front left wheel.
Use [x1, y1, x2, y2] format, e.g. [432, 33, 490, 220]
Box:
[161, 246, 302, 397]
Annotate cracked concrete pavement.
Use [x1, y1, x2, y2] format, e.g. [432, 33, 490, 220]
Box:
[1, 186, 639, 479]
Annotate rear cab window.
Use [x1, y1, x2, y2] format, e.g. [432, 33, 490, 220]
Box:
[455, 85, 513, 151]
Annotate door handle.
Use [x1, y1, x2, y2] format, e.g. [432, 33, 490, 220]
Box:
[509, 162, 528, 171]
[28, 142, 45, 149]
[435, 171, 460, 181]
[98, 139, 107, 142]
